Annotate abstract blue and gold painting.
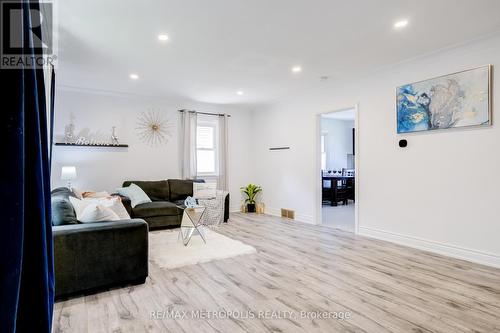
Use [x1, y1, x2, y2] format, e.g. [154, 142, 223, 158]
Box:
[397, 65, 491, 133]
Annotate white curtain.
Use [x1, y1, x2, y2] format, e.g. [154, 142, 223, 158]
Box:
[217, 114, 229, 191]
[180, 111, 197, 179]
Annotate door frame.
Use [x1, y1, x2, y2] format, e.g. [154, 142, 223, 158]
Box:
[315, 104, 360, 234]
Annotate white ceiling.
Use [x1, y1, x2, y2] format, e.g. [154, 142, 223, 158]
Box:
[57, 0, 500, 105]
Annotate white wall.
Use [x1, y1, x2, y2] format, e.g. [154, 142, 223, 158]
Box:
[51, 88, 254, 212]
[321, 118, 354, 170]
[252, 34, 500, 267]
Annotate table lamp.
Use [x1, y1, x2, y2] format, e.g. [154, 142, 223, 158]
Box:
[61, 166, 77, 190]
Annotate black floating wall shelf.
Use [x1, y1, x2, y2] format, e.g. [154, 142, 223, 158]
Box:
[269, 147, 290, 151]
[54, 143, 129, 148]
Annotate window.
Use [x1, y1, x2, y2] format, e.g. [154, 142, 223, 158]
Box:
[321, 134, 327, 170]
[197, 120, 218, 175]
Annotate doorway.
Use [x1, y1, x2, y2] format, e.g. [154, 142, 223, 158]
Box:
[316, 106, 359, 233]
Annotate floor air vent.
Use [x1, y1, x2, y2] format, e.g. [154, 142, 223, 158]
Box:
[281, 209, 295, 220]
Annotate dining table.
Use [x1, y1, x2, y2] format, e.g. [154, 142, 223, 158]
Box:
[322, 175, 355, 206]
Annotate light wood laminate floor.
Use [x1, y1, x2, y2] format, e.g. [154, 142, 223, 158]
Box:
[53, 213, 500, 333]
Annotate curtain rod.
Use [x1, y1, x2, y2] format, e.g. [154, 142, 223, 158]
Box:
[178, 109, 231, 117]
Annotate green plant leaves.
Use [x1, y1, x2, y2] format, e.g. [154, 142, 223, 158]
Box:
[240, 183, 262, 204]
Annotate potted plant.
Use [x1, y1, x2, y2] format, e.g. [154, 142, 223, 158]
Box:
[240, 184, 262, 213]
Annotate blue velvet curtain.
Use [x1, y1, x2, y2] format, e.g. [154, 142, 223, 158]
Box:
[0, 1, 55, 331]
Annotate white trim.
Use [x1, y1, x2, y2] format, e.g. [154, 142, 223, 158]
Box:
[359, 226, 500, 269]
[320, 133, 327, 170]
[315, 104, 360, 234]
[353, 104, 360, 235]
[229, 207, 241, 213]
[57, 84, 161, 99]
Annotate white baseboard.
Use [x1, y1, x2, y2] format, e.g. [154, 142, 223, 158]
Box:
[359, 226, 500, 269]
[229, 205, 241, 213]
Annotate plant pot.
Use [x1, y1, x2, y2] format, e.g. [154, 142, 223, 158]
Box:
[247, 203, 256, 213]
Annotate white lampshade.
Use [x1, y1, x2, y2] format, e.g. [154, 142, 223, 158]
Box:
[61, 166, 77, 181]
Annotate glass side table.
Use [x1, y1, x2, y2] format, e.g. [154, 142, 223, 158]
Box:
[178, 206, 207, 246]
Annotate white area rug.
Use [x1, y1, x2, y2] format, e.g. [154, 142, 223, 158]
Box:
[149, 228, 257, 269]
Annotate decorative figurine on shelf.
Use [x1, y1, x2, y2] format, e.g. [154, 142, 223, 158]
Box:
[64, 115, 76, 143]
[111, 126, 119, 145]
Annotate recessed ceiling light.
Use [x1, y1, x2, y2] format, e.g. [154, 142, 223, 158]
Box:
[236, 91, 244, 95]
[129, 73, 139, 80]
[291, 66, 302, 73]
[394, 20, 408, 29]
[158, 34, 169, 41]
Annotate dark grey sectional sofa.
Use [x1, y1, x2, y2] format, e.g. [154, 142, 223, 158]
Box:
[121, 179, 230, 229]
[51, 188, 148, 299]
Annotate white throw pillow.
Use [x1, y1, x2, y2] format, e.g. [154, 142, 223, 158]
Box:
[79, 204, 120, 223]
[99, 196, 131, 219]
[69, 196, 87, 219]
[116, 183, 151, 208]
[69, 197, 120, 223]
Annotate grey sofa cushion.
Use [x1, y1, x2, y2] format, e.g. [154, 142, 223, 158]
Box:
[51, 187, 78, 226]
[122, 180, 170, 201]
[168, 179, 204, 201]
[132, 201, 180, 218]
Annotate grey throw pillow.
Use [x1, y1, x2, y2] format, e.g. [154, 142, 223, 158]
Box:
[116, 183, 152, 208]
[51, 187, 78, 226]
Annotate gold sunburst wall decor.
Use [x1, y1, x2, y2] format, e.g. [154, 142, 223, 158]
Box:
[136, 109, 173, 147]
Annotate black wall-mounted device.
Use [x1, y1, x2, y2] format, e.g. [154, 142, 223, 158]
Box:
[399, 139, 408, 148]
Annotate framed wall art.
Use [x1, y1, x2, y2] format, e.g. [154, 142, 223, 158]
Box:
[397, 65, 492, 134]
